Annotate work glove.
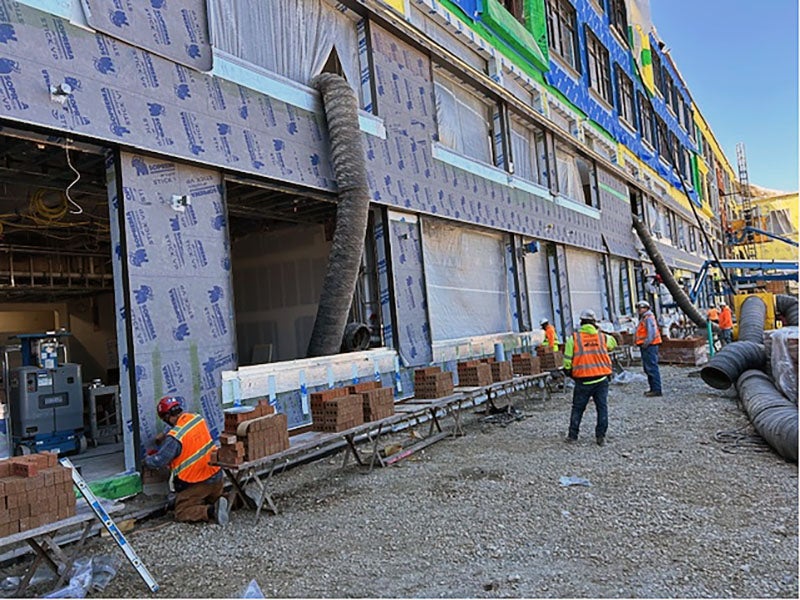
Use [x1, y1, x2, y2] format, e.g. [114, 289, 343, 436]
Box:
[145, 448, 158, 457]
[564, 369, 573, 379]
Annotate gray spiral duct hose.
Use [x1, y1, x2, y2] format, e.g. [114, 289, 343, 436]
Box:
[307, 73, 371, 358]
[632, 217, 717, 332]
[736, 370, 798, 463]
[776, 294, 799, 326]
[736, 295, 767, 343]
[700, 341, 766, 389]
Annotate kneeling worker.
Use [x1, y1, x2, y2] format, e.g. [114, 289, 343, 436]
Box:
[143, 396, 230, 525]
[539, 318, 559, 352]
[563, 309, 616, 445]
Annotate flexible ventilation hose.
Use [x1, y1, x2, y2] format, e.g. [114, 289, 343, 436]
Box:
[700, 341, 766, 389]
[776, 294, 799, 326]
[736, 369, 798, 463]
[631, 217, 717, 332]
[737, 296, 767, 344]
[306, 73, 371, 358]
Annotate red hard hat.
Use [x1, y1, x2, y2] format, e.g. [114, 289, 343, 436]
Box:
[157, 396, 182, 419]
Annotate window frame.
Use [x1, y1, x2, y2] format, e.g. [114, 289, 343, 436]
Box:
[501, 0, 525, 24]
[615, 65, 636, 128]
[545, 0, 581, 73]
[651, 49, 663, 96]
[608, 0, 628, 40]
[638, 92, 655, 147]
[508, 112, 550, 188]
[585, 27, 613, 105]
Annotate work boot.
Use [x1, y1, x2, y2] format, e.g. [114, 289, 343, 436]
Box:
[596, 437, 605, 446]
[644, 391, 663, 397]
[214, 496, 230, 526]
[564, 436, 577, 443]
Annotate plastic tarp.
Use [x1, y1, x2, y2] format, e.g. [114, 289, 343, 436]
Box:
[208, 0, 361, 91]
[510, 117, 546, 186]
[434, 74, 493, 164]
[565, 248, 605, 328]
[771, 326, 799, 403]
[556, 145, 587, 205]
[609, 257, 632, 320]
[525, 246, 554, 338]
[421, 219, 512, 341]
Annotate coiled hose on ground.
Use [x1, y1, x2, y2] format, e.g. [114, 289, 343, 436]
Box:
[736, 370, 798, 463]
[306, 73, 371, 358]
[632, 217, 717, 332]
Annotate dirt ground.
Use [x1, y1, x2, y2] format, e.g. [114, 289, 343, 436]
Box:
[7, 366, 800, 598]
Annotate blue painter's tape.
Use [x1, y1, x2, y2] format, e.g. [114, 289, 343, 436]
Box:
[299, 370, 309, 415]
[268, 375, 277, 406]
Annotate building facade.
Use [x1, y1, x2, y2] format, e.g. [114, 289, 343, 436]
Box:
[0, 0, 740, 483]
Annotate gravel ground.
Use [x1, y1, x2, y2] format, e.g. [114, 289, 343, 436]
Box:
[10, 366, 800, 598]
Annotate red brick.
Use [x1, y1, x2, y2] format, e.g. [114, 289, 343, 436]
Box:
[347, 381, 381, 394]
[11, 461, 37, 478]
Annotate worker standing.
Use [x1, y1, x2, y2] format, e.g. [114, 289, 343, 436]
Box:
[635, 301, 663, 397]
[143, 397, 230, 526]
[707, 305, 720, 324]
[563, 309, 617, 446]
[539, 318, 559, 352]
[718, 302, 734, 346]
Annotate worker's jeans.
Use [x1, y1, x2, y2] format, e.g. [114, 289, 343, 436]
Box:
[568, 378, 609, 440]
[174, 479, 223, 522]
[641, 344, 662, 394]
[721, 329, 733, 345]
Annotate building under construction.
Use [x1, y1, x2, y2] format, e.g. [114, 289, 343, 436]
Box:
[0, 0, 758, 495]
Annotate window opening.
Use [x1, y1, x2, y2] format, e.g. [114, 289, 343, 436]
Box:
[586, 28, 612, 104]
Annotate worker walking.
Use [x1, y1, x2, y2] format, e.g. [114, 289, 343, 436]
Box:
[539, 318, 559, 352]
[635, 301, 663, 397]
[718, 302, 734, 346]
[563, 309, 617, 446]
[143, 397, 230, 526]
[707, 305, 720, 324]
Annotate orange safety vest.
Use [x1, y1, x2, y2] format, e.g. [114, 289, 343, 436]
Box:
[544, 324, 559, 350]
[168, 412, 219, 484]
[718, 307, 733, 329]
[570, 331, 612, 379]
[635, 312, 662, 346]
[707, 307, 719, 322]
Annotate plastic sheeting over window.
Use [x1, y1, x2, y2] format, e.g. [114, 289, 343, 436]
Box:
[208, 0, 361, 92]
[434, 74, 494, 164]
[421, 219, 512, 341]
[566, 248, 605, 328]
[609, 257, 633, 320]
[556, 144, 587, 205]
[510, 117, 547, 187]
[525, 245, 554, 333]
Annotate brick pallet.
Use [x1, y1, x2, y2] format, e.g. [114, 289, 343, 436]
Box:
[511, 353, 541, 376]
[413, 367, 454, 398]
[0, 453, 75, 536]
[349, 385, 395, 422]
[659, 337, 708, 366]
[457, 361, 492, 387]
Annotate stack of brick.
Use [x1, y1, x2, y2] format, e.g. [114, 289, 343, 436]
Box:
[348, 383, 395, 422]
[480, 358, 513, 382]
[659, 337, 708, 366]
[413, 367, 454, 399]
[213, 400, 289, 466]
[0, 453, 75, 536]
[457, 360, 493, 387]
[511, 353, 541, 375]
[310, 388, 364, 432]
[536, 346, 564, 370]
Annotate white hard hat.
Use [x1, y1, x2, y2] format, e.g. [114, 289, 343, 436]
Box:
[636, 300, 650, 309]
[539, 318, 549, 325]
[579, 309, 597, 321]
[720, 302, 727, 307]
